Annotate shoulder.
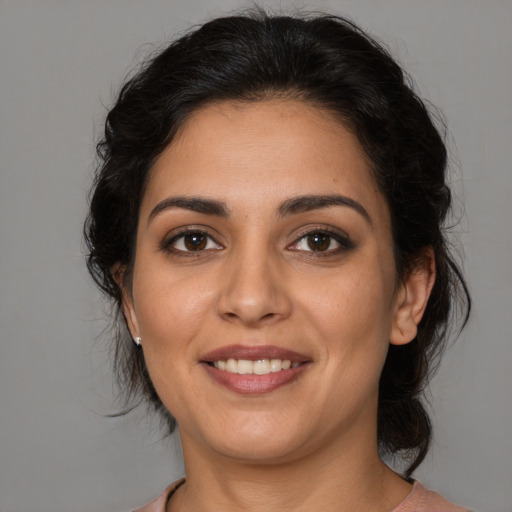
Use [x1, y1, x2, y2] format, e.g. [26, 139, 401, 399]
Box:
[393, 481, 472, 512]
[132, 479, 185, 512]
[133, 479, 472, 512]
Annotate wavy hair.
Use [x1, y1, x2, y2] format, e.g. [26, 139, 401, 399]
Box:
[84, 10, 470, 477]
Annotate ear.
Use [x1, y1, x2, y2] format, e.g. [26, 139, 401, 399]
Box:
[390, 249, 436, 346]
[112, 262, 140, 340]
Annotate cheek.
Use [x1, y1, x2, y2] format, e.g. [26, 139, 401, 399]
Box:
[306, 266, 395, 335]
[132, 272, 216, 415]
[134, 266, 212, 335]
[130, 264, 219, 397]
[300, 264, 395, 376]
[302, 272, 394, 416]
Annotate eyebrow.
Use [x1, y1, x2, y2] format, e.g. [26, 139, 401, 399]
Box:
[148, 196, 229, 224]
[277, 194, 372, 224]
[147, 193, 371, 225]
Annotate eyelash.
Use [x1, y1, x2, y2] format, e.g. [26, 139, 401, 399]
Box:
[163, 229, 223, 255]
[162, 227, 354, 256]
[288, 228, 354, 256]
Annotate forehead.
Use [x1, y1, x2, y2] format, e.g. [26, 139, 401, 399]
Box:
[142, 99, 386, 220]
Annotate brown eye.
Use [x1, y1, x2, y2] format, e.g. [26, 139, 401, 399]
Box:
[306, 233, 331, 251]
[289, 229, 353, 255]
[167, 230, 223, 253]
[184, 232, 207, 251]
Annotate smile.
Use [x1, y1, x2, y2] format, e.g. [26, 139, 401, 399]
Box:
[201, 345, 311, 394]
[211, 358, 301, 375]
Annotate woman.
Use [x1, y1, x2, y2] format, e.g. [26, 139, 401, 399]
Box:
[85, 11, 471, 512]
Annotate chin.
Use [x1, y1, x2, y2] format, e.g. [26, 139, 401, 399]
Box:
[196, 413, 317, 464]
[211, 438, 306, 465]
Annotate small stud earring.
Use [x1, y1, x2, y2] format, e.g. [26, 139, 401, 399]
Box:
[134, 336, 142, 346]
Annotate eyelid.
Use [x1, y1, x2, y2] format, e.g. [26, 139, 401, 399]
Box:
[161, 226, 224, 253]
[160, 224, 353, 255]
[288, 225, 354, 253]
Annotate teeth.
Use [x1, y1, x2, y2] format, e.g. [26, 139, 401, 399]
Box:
[237, 359, 253, 374]
[212, 358, 298, 375]
[270, 359, 282, 372]
[226, 358, 238, 373]
[253, 359, 270, 375]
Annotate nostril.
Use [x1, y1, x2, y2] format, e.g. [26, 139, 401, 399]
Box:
[217, 278, 293, 326]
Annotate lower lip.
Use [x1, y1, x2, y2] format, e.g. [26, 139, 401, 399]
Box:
[202, 363, 310, 394]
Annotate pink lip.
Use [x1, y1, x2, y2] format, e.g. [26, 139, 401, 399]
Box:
[202, 363, 310, 394]
[201, 344, 310, 363]
[200, 344, 312, 395]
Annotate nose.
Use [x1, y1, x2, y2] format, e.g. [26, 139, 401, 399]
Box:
[216, 246, 292, 328]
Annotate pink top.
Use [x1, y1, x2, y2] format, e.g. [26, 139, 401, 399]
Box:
[133, 479, 471, 512]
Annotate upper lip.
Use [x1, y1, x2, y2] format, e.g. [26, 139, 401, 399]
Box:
[201, 344, 311, 363]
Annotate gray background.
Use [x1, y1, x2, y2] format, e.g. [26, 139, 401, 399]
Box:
[0, 0, 510, 511]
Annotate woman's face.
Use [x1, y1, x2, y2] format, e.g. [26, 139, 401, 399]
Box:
[122, 99, 429, 463]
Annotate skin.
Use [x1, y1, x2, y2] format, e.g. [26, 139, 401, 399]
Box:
[120, 99, 435, 512]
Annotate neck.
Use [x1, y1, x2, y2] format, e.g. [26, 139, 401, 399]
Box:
[168, 430, 411, 512]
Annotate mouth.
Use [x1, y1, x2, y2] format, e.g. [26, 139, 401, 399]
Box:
[209, 358, 301, 375]
[200, 345, 311, 394]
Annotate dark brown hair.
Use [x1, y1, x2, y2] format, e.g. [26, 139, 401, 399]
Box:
[84, 10, 470, 477]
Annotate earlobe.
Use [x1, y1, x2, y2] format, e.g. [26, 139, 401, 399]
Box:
[121, 294, 141, 342]
[111, 263, 141, 341]
[390, 250, 436, 346]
